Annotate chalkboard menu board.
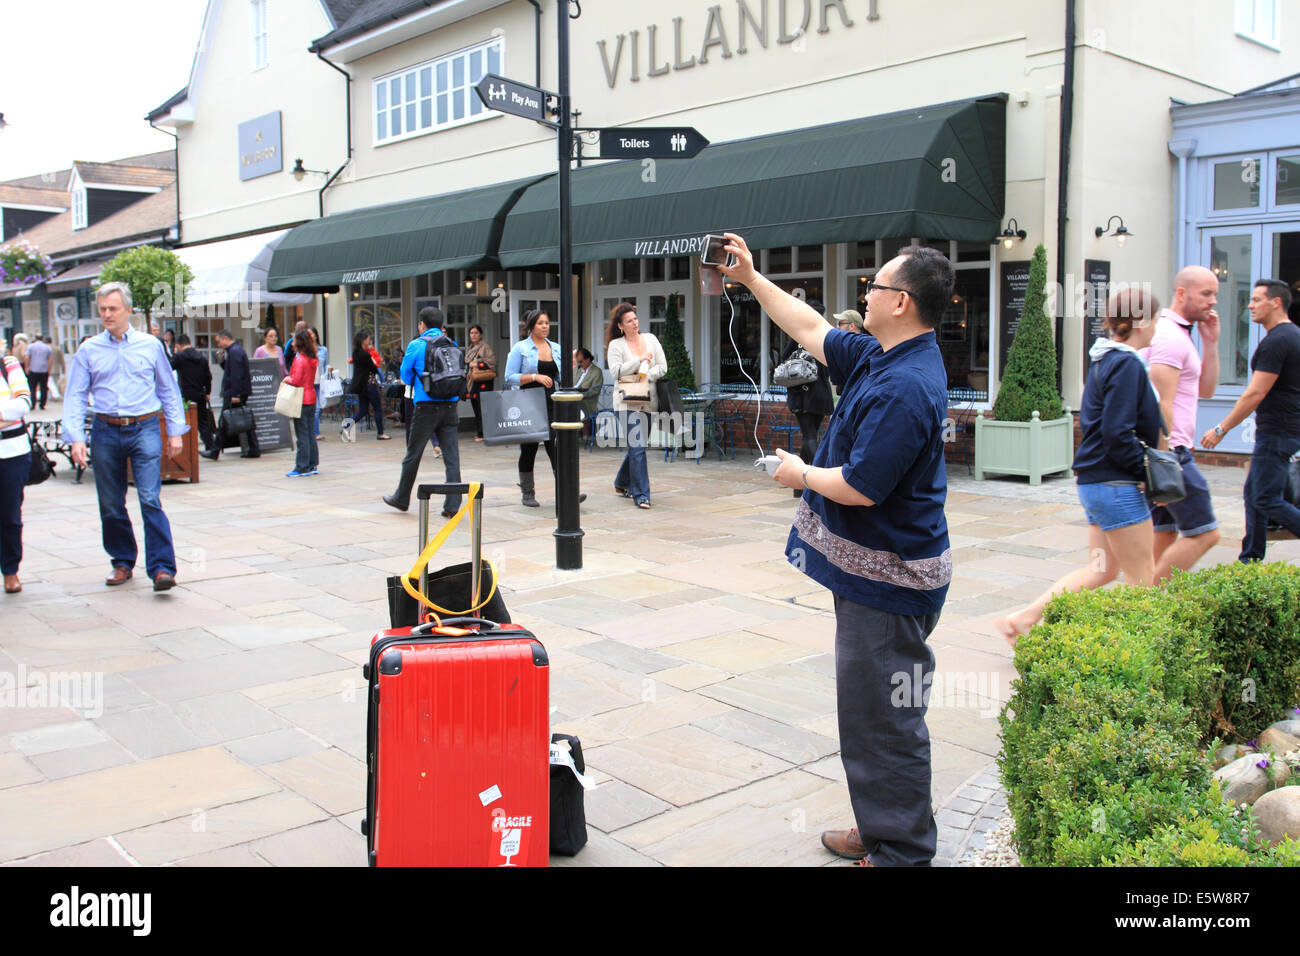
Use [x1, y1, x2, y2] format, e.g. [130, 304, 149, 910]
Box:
[998, 260, 1032, 376]
[248, 357, 292, 452]
[1082, 259, 1111, 381]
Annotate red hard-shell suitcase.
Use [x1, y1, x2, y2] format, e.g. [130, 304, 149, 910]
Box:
[361, 484, 549, 867]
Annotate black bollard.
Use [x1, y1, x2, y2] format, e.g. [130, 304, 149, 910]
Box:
[552, 390, 584, 569]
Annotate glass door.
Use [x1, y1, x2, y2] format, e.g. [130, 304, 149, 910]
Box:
[1265, 223, 1300, 324]
[1203, 227, 1262, 394]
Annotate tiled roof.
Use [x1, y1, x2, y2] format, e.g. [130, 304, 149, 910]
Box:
[311, 0, 431, 51]
[0, 185, 68, 209]
[4, 168, 71, 191]
[16, 183, 177, 259]
[73, 161, 175, 189]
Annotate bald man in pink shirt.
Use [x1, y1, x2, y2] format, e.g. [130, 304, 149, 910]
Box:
[1139, 266, 1222, 582]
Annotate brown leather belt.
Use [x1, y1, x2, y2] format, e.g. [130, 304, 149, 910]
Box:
[96, 411, 160, 427]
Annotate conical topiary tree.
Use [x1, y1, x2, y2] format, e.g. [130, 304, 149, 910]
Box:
[992, 243, 1062, 422]
[660, 292, 695, 391]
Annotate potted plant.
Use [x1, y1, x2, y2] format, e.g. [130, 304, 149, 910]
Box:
[974, 243, 1074, 485]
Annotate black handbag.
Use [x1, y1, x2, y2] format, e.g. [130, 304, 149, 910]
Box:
[221, 405, 255, 436]
[549, 733, 589, 856]
[27, 437, 54, 486]
[1140, 421, 1185, 505]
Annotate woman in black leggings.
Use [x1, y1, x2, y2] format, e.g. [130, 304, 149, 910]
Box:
[350, 331, 391, 440]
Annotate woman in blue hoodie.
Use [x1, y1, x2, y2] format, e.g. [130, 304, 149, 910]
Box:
[995, 289, 1162, 643]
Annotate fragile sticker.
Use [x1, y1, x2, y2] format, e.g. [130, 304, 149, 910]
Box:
[478, 784, 502, 807]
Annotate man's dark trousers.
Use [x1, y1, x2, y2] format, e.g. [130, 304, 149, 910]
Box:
[186, 394, 215, 450]
[28, 372, 48, 410]
[393, 401, 460, 514]
[1240, 432, 1300, 562]
[833, 593, 941, 866]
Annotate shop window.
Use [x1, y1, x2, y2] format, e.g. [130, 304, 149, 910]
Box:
[956, 240, 993, 263]
[374, 38, 502, 145]
[1210, 233, 1255, 386]
[849, 242, 876, 270]
[1235, 0, 1280, 48]
[767, 247, 793, 274]
[796, 245, 823, 272]
[669, 256, 691, 281]
[1277, 154, 1300, 206]
[1213, 158, 1262, 210]
[349, 290, 404, 379]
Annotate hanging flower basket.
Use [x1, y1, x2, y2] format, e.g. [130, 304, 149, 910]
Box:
[0, 240, 55, 287]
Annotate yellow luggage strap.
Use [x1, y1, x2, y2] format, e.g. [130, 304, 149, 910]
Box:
[399, 482, 499, 623]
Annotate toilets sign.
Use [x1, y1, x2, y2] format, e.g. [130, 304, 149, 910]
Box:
[594, 127, 709, 159]
[475, 74, 554, 124]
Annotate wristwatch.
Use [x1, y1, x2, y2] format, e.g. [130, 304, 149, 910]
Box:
[1213, 424, 1224, 438]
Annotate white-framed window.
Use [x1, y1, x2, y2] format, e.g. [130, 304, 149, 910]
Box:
[373, 38, 503, 145]
[250, 0, 269, 71]
[72, 187, 87, 230]
[1236, 0, 1280, 49]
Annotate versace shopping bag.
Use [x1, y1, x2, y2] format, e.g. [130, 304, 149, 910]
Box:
[481, 388, 550, 446]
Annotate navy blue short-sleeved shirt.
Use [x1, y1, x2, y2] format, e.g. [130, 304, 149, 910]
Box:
[786, 328, 952, 616]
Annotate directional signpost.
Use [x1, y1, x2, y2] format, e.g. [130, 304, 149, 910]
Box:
[591, 127, 709, 160]
[473, 74, 555, 125]
[475, 16, 708, 571]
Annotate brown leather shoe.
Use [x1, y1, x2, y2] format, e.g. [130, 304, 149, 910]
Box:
[105, 566, 133, 586]
[821, 827, 869, 860]
[152, 571, 176, 592]
[3, 574, 20, 594]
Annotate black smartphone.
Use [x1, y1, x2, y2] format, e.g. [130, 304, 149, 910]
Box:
[701, 234, 737, 268]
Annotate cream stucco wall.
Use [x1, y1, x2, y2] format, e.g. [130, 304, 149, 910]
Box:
[171, 0, 347, 245]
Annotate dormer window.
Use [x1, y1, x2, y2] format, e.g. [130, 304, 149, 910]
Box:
[72, 185, 87, 230]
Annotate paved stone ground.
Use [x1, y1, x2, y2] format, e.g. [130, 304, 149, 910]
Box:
[1, 402, 1291, 867]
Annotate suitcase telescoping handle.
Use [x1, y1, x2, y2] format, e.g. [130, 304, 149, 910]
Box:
[415, 484, 484, 605]
[410, 616, 496, 635]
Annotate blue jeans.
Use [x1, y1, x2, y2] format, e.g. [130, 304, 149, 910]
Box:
[91, 418, 176, 577]
[1240, 432, 1300, 562]
[294, 404, 319, 473]
[0, 451, 28, 575]
[614, 410, 650, 504]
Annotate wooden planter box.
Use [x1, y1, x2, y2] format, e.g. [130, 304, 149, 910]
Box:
[973, 409, 1074, 485]
[127, 404, 200, 484]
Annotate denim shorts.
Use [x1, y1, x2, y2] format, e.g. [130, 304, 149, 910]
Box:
[1077, 481, 1151, 531]
[1149, 447, 1218, 537]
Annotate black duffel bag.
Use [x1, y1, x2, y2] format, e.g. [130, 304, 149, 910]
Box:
[386, 560, 511, 629]
[550, 733, 589, 856]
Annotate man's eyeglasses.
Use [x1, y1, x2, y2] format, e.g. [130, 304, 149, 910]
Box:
[863, 279, 911, 297]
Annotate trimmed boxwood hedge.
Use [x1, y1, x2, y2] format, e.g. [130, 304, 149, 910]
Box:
[999, 562, 1300, 866]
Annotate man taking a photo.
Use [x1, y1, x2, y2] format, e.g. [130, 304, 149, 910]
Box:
[720, 234, 953, 867]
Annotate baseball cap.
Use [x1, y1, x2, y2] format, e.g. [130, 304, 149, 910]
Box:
[832, 309, 864, 330]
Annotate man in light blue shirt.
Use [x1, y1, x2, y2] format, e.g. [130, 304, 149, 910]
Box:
[64, 282, 188, 591]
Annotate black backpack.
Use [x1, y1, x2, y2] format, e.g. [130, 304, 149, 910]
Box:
[420, 334, 467, 399]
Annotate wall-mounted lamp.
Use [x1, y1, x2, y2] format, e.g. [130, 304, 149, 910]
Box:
[1000, 219, 1027, 249]
[291, 158, 328, 182]
[1095, 215, 1133, 247]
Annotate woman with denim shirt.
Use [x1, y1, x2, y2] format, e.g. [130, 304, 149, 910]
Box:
[505, 309, 585, 508]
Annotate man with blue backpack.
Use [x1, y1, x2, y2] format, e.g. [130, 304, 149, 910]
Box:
[384, 307, 466, 518]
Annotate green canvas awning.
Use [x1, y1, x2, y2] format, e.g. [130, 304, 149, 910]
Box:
[497, 94, 1007, 267]
[267, 175, 547, 292]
